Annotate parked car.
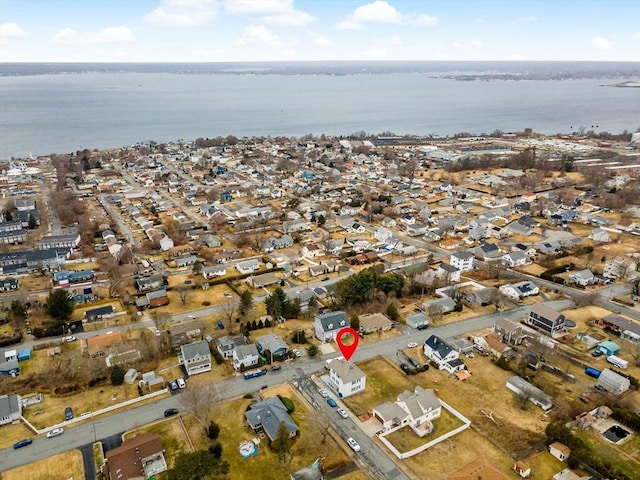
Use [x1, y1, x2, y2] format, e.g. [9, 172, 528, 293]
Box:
[65, 336, 77, 342]
[591, 350, 604, 358]
[292, 349, 302, 358]
[168, 380, 178, 390]
[337, 408, 348, 419]
[347, 437, 361, 452]
[326, 398, 337, 408]
[13, 438, 33, 449]
[270, 365, 282, 372]
[164, 408, 179, 417]
[318, 389, 328, 398]
[417, 324, 429, 331]
[176, 377, 186, 389]
[46, 428, 64, 438]
[407, 342, 418, 348]
[65, 406, 74, 420]
[400, 363, 410, 373]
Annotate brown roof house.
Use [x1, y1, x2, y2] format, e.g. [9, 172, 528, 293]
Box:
[168, 320, 202, 351]
[358, 312, 393, 334]
[102, 433, 167, 480]
[87, 331, 123, 359]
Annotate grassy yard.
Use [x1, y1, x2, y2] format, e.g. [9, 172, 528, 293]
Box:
[342, 357, 418, 416]
[384, 407, 464, 454]
[573, 428, 640, 478]
[0, 422, 34, 449]
[208, 384, 352, 480]
[3, 449, 84, 480]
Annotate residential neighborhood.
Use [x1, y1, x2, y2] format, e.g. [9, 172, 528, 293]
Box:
[1, 130, 640, 480]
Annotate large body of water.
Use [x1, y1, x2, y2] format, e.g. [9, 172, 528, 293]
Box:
[0, 62, 639, 159]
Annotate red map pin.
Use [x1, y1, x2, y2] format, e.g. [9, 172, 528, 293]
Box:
[336, 327, 359, 361]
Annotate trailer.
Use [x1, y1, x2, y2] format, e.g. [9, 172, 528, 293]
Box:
[584, 367, 601, 379]
[606, 355, 628, 369]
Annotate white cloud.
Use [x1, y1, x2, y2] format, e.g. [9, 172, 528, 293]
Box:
[362, 35, 402, 59]
[516, 16, 537, 23]
[144, 0, 219, 27]
[634, 32, 640, 39]
[336, 0, 437, 29]
[224, 0, 292, 15]
[0, 22, 26, 38]
[453, 39, 483, 49]
[264, 11, 314, 27]
[592, 36, 612, 49]
[51, 26, 134, 45]
[310, 33, 331, 46]
[235, 24, 279, 46]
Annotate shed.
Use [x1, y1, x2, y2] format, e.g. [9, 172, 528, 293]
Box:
[124, 368, 138, 384]
[17, 349, 31, 362]
[596, 368, 631, 395]
[596, 340, 620, 356]
[549, 442, 571, 462]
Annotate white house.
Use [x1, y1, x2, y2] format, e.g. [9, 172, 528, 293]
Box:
[450, 250, 474, 272]
[569, 269, 596, 286]
[302, 243, 323, 258]
[374, 226, 394, 243]
[235, 259, 260, 275]
[549, 442, 571, 462]
[202, 265, 227, 279]
[423, 335, 465, 373]
[502, 251, 531, 268]
[178, 340, 211, 376]
[0, 394, 22, 426]
[437, 263, 461, 283]
[499, 281, 539, 300]
[328, 359, 366, 398]
[372, 386, 441, 436]
[232, 344, 260, 371]
[314, 311, 349, 343]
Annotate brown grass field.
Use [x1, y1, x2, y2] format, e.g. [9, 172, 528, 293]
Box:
[0, 421, 34, 449]
[3, 449, 84, 480]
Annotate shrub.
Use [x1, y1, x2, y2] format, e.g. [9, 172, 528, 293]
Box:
[208, 421, 220, 440]
[278, 395, 295, 413]
[209, 441, 223, 458]
[110, 365, 125, 386]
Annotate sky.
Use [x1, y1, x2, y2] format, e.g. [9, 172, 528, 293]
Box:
[0, 0, 639, 62]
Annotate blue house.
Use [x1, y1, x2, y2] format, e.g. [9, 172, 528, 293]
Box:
[597, 341, 620, 357]
[254, 333, 288, 358]
[220, 191, 233, 202]
[18, 349, 31, 362]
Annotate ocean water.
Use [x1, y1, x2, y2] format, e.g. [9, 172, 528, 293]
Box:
[0, 62, 639, 159]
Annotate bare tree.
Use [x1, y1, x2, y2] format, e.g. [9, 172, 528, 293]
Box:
[306, 409, 332, 445]
[220, 299, 237, 332]
[151, 311, 172, 332]
[176, 285, 190, 305]
[180, 382, 222, 432]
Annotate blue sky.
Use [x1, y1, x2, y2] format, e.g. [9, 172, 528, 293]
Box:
[1, 0, 639, 62]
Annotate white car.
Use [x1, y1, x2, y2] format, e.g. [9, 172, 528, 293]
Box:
[407, 342, 418, 348]
[337, 408, 348, 419]
[176, 377, 186, 389]
[46, 428, 64, 438]
[65, 336, 77, 343]
[347, 437, 361, 452]
[292, 349, 302, 358]
[318, 389, 328, 398]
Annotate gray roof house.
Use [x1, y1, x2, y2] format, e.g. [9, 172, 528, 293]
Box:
[245, 396, 299, 441]
[217, 335, 248, 359]
[179, 340, 211, 376]
[569, 269, 596, 286]
[255, 333, 288, 357]
[233, 344, 260, 371]
[314, 311, 350, 343]
[423, 335, 464, 373]
[506, 376, 553, 410]
[0, 394, 22, 426]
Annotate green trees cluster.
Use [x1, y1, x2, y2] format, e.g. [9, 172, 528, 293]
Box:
[264, 287, 300, 319]
[166, 450, 229, 480]
[335, 267, 405, 306]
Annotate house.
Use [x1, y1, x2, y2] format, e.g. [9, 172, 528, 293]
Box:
[595, 314, 640, 344]
[502, 251, 531, 268]
[423, 335, 465, 373]
[421, 297, 457, 316]
[302, 244, 323, 258]
[255, 333, 288, 358]
[236, 259, 260, 275]
[589, 228, 610, 242]
[245, 396, 298, 441]
[494, 318, 527, 346]
[603, 256, 638, 280]
[179, 340, 211, 376]
[36, 234, 80, 250]
[0, 394, 22, 426]
[406, 222, 428, 237]
[450, 251, 474, 272]
[569, 269, 596, 286]
[526, 303, 566, 337]
[512, 243, 537, 257]
[202, 265, 227, 279]
[0, 278, 19, 292]
[358, 313, 393, 334]
[437, 263, 461, 283]
[513, 461, 531, 479]
[136, 274, 164, 292]
[282, 218, 310, 233]
[373, 387, 441, 436]
[175, 255, 197, 268]
[314, 311, 349, 343]
[447, 456, 511, 480]
[168, 321, 202, 350]
[246, 272, 280, 289]
[233, 344, 260, 371]
[596, 368, 631, 395]
[464, 287, 498, 306]
[84, 305, 115, 322]
[374, 226, 394, 243]
[499, 281, 539, 300]
[475, 333, 513, 359]
[102, 433, 167, 480]
[473, 242, 502, 261]
[405, 312, 429, 330]
[217, 335, 248, 359]
[549, 442, 571, 462]
[86, 332, 122, 358]
[506, 376, 553, 410]
[329, 359, 366, 398]
[290, 463, 323, 480]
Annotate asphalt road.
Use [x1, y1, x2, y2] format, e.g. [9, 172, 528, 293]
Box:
[0, 298, 574, 475]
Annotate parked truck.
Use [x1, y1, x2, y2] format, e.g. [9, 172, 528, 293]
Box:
[243, 368, 266, 380]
